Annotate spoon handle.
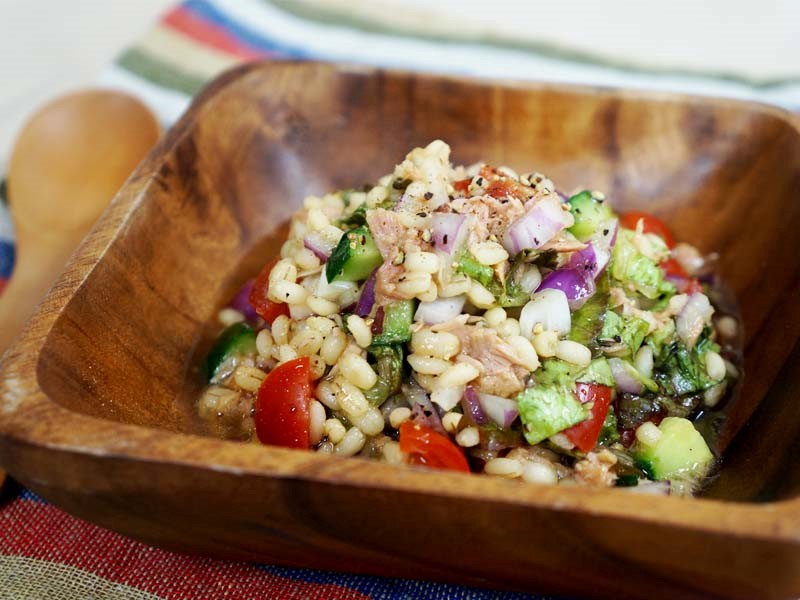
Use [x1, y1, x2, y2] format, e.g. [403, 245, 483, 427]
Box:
[0, 234, 79, 354]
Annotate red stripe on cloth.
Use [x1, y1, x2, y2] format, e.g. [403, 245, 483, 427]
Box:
[161, 6, 269, 61]
[0, 278, 6, 294]
[0, 497, 370, 600]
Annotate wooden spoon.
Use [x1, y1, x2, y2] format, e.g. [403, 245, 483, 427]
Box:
[0, 90, 160, 354]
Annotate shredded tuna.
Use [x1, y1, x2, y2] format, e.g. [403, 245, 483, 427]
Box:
[449, 194, 526, 245]
[366, 208, 406, 262]
[449, 325, 528, 397]
[573, 450, 619, 487]
[374, 262, 405, 305]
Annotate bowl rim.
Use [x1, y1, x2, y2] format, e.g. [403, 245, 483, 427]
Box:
[1, 60, 799, 543]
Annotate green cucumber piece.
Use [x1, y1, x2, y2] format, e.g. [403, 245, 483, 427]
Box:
[326, 226, 383, 282]
[371, 300, 415, 346]
[203, 322, 257, 381]
[632, 417, 713, 481]
[567, 190, 615, 241]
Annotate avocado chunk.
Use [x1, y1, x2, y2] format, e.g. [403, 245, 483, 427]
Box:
[326, 226, 383, 282]
[633, 417, 713, 481]
[567, 190, 615, 241]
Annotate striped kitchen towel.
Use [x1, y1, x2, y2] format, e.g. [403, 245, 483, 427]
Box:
[100, 0, 800, 128]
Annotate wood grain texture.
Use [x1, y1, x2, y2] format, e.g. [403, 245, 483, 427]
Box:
[1, 62, 799, 599]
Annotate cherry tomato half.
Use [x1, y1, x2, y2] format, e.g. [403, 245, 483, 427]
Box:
[660, 257, 703, 294]
[249, 257, 291, 324]
[620, 211, 675, 248]
[563, 383, 613, 453]
[255, 356, 312, 449]
[399, 421, 470, 473]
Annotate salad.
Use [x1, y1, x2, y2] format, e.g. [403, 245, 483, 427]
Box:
[197, 141, 739, 496]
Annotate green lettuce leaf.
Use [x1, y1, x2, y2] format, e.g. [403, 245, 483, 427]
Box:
[611, 230, 674, 299]
[599, 310, 650, 357]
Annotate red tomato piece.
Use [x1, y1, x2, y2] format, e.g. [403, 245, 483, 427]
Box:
[563, 383, 614, 453]
[660, 257, 688, 279]
[399, 421, 470, 473]
[249, 257, 291, 324]
[620, 211, 675, 248]
[453, 178, 471, 193]
[660, 258, 703, 294]
[255, 357, 312, 449]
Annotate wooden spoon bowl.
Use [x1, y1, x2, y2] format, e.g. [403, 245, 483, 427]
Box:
[0, 63, 799, 599]
[0, 90, 160, 353]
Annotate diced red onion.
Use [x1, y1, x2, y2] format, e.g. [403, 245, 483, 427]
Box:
[502, 195, 571, 254]
[229, 279, 259, 321]
[608, 358, 644, 394]
[566, 218, 617, 279]
[520, 288, 571, 338]
[432, 213, 469, 254]
[303, 231, 336, 261]
[414, 295, 466, 324]
[354, 271, 377, 317]
[477, 392, 519, 428]
[462, 386, 488, 425]
[404, 381, 445, 434]
[676, 292, 713, 349]
[537, 268, 595, 310]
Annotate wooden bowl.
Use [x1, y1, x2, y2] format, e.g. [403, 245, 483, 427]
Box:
[1, 62, 799, 599]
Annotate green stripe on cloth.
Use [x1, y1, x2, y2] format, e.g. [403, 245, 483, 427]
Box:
[116, 48, 210, 96]
[267, 0, 800, 89]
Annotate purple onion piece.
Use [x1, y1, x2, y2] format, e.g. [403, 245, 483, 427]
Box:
[566, 218, 617, 281]
[303, 231, 335, 261]
[537, 268, 595, 310]
[567, 243, 599, 278]
[229, 279, 259, 322]
[355, 270, 377, 317]
[404, 380, 445, 434]
[502, 195, 570, 254]
[432, 213, 468, 254]
[608, 358, 645, 394]
[462, 386, 488, 425]
[477, 392, 519, 428]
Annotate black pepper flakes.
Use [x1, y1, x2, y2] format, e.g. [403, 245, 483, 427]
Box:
[424, 192, 433, 200]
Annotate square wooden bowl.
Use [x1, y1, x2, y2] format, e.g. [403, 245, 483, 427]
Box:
[1, 62, 799, 599]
